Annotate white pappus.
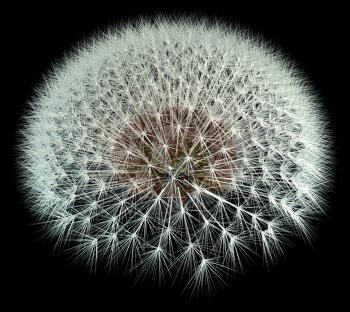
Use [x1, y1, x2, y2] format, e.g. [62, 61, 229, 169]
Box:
[18, 18, 333, 293]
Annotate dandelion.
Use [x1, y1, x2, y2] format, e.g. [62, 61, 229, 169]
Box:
[18, 18, 333, 292]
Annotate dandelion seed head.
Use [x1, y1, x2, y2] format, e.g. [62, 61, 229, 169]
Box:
[18, 18, 333, 293]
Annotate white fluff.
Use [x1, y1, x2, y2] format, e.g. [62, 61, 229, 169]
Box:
[19, 19, 333, 292]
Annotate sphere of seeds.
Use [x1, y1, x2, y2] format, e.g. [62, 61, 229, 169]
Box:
[19, 19, 332, 290]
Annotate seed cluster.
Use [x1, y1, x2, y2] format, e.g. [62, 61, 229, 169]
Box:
[19, 20, 332, 291]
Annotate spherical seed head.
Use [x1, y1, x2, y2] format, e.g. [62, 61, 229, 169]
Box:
[18, 18, 333, 292]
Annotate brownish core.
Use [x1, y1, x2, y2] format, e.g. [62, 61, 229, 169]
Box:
[112, 106, 236, 203]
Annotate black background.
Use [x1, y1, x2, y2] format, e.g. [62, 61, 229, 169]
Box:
[5, 2, 347, 309]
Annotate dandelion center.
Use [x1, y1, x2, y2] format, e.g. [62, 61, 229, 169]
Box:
[112, 106, 236, 202]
